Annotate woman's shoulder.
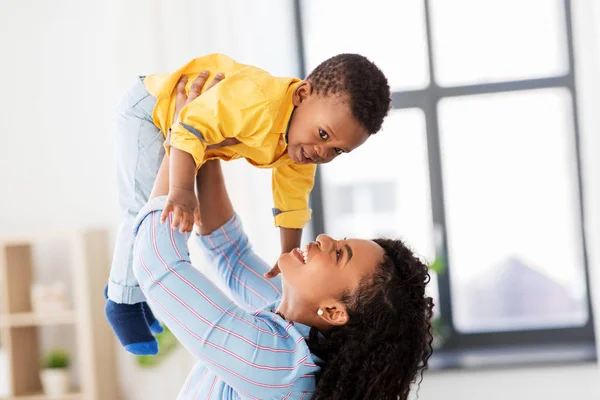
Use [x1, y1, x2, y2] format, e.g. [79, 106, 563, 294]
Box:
[254, 302, 324, 363]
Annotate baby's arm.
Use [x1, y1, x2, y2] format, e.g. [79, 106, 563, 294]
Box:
[161, 147, 198, 232]
[163, 72, 272, 232]
[161, 73, 223, 232]
[280, 227, 303, 256]
[264, 227, 302, 277]
[268, 162, 318, 276]
[164, 138, 238, 232]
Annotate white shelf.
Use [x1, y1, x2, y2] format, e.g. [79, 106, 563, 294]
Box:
[0, 311, 76, 328]
[0, 230, 119, 398]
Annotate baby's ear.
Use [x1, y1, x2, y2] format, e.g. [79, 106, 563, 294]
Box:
[292, 81, 312, 106]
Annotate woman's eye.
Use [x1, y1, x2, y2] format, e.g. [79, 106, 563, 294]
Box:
[336, 249, 342, 262]
[319, 129, 329, 140]
[335, 148, 343, 155]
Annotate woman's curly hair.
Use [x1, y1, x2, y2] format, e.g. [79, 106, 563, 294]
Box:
[307, 238, 434, 400]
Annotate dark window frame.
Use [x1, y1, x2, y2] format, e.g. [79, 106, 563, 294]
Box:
[295, 0, 596, 367]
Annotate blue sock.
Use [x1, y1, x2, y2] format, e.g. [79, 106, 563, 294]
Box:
[142, 302, 164, 335]
[103, 285, 158, 356]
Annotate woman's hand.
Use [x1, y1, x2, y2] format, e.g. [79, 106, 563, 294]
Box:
[172, 72, 239, 151]
[173, 71, 221, 119]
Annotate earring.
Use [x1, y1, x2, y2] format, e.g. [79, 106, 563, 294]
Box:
[317, 309, 324, 316]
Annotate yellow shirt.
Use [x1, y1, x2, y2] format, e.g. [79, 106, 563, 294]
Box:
[143, 54, 316, 229]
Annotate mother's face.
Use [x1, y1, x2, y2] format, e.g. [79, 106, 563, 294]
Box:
[277, 234, 384, 313]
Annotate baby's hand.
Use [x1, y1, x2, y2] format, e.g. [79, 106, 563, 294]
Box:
[264, 262, 280, 279]
[161, 188, 199, 233]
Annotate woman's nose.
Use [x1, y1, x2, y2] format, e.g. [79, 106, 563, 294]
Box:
[316, 234, 333, 248]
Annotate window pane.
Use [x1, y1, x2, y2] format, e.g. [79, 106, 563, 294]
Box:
[301, 0, 429, 90]
[430, 0, 568, 86]
[319, 109, 438, 303]
[438, 89, 588, 333]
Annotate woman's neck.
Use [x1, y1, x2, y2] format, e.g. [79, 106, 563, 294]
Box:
[276, 296, 330, 332]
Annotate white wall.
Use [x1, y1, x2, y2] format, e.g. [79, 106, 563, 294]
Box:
[0, 0, 298, 256]
[2, 0, 600, 399]
[0, 0, 299, 399]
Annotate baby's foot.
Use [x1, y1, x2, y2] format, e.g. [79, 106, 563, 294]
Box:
[104, 285, 158, 355]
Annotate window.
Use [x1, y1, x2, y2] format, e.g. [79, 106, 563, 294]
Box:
[300, 0, 430, 91]
[430, 0, 568, 86]
[318, 108, 440, 323]
[320, 109, 434, 257]
[297, 0, 595, 362]
[439, 89, 587, 332]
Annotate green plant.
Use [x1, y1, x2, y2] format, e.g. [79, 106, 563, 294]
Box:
[41, 348, 70, 369]
[429, 256, 446, 275]
[429, 256, 448, 348]
[136, 325, 178, 367]
[431, 316, 448, 348]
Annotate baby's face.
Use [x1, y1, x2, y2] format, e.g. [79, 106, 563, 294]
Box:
[286, 88, 369, 165]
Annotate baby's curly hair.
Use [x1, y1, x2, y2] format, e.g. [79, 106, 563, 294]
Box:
[306, 54, 391, 134]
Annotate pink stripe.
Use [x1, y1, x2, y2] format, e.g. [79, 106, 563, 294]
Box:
[202, 219, 278, 303]
[152, 213, 172, 273]
[185, 363, 201, 395]
[281, 392, 292, 400]
[168, 215, 186, 261]
[205, 234, 269, 304]
[184, 374, 192, 395]
[140, 254, 304, 356]
[193, 347, 314, 390]
[189, 238, 291, 336]
[199, 368, 208, 387]
[193, 369, 208, 400]
[182, 253, 294, 339]
[167, 216, 273, 330]
[138, 267, 309, 371]
[139, 214, 316, 397]
[139, 276, 307, 392]
[250, 251, 280, 278]
[224, 221, 281, 295]
[141, 272, 308, 370]
[149, 214, 297, 347]
[143, 229, 305, 353]
[205, 376, 217, 400]
[300, 393, 307, 399]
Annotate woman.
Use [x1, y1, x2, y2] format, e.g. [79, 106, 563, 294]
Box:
[131, 74, 433, 400]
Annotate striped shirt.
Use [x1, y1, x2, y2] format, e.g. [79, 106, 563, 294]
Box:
[132, 196, 321, 399]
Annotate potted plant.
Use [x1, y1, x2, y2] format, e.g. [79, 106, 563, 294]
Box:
[429, 256, 449, 348]
[40, 348, 70, 398]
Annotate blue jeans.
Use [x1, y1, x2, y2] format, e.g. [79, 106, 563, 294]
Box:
[107, 77, 164, 304]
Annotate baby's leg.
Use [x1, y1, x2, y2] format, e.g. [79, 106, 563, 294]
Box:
[105, 77, 164, 355]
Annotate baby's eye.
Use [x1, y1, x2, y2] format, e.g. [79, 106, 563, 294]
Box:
[319, 129, 329, 140]
[336, 249, 342, 262]
[335, 148, 343, 155]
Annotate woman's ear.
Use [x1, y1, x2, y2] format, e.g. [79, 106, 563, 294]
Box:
[318, 303, 349, 327]
[292, 81, 312, 106]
